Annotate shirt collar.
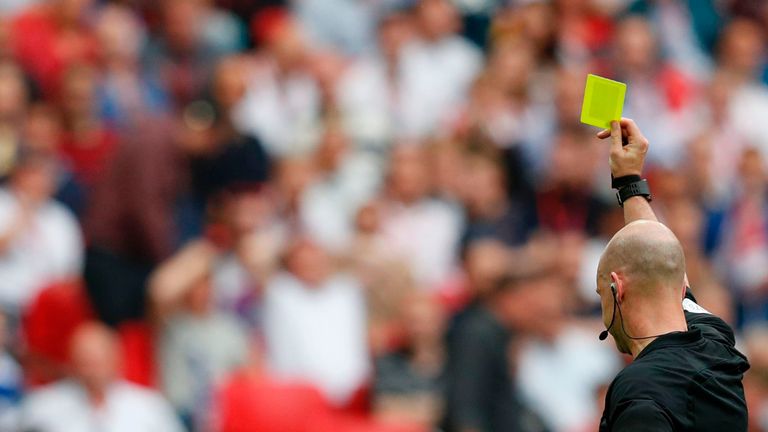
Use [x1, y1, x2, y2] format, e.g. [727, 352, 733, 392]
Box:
[635, 327, 703, 360]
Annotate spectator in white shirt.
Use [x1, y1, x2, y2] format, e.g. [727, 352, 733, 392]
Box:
[379, 144, 462, 290]
[233, 8, 321, 156]
[19, 322, 184, 432]
[396, 0, 482, 138]
[263, 237, 369, 406]
[0, 150, 83, 315]
[298, 125, 383, 253]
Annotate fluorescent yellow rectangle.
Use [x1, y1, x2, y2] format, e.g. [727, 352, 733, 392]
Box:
[580, 74, 627, 129]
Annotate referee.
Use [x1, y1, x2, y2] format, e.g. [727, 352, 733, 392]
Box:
[595, 118, 750, 431]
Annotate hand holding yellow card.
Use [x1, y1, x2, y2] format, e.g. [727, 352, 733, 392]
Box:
[580, 74, 627, 129]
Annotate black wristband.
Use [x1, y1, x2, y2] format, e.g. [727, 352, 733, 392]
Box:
[611, 174, 642, 190]
[616, 179, 652, 207]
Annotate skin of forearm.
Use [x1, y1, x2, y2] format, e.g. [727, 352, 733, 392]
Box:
[623, 196, 658, 225]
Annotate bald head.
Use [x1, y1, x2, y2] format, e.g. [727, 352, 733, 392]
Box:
[599, 220, 685, 296]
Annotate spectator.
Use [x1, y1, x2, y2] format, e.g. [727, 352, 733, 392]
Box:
[535, 126, 610, 236]
[56, 64, 119, 207]
[443, 270, 549, 432]
[263, 237, 369, 406]
[346, 201, 416, 354]
[714, 148, 768, 327]
[612, 15, 698, 166]
[0, 150, 83, 315]
[459, 148, 536, 249]
[716, 18, 768, 155]
[297, 124, 382, 252]
[149, 239, 249, 429]
[185, 56, 271, 239]
[373, 294, 446, 429]
[19, 322, 184, 432]
[233, 8, 321, 156]
[10, 0, 98, 96]
[331, 9, 416, 150]
[379, 144, 462, 290]
[94, 4, 169, 128]
[143, 0, 228, 108]
[397, 0, 482, 138]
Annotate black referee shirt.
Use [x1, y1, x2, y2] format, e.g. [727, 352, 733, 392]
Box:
[599, 289, 750, 431]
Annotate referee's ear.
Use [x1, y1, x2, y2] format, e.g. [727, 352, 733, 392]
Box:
[610, 272, 623, 302]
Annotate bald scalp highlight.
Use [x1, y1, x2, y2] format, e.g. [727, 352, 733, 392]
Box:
[599, 220, 686, 296]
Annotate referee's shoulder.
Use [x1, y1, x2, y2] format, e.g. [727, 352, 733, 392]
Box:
[607, 360, 666, 402]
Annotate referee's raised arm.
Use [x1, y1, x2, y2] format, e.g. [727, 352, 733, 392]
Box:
[597, 118, 656, 224]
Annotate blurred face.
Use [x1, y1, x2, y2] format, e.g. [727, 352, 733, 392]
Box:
[465, 240, 511, 297]
[548, 131, 597, 188]
[0, 63, 27, 121]
[213, 58, 247, 112]
[461, 156, 507, 217]
[378, 13, 415, 61]
[555, 69, 586, 123]
[388, 145, 431, 204]
[275, 158, 316, 207]
[315, 127, 348, 174]
[59, 66, 97, 121]
[416, 0, 460, 40]
[12, 160, 57, 204]
[266, 18, 307, 68]
[402, 295, 446, 345]
[498, 276, 565, 338]
[665, 201, 702, 251]
[738, 148, 767, 193]
[285, 239, 332, 286]
[222, 190, 271, 236]
[488, 38, 535, 95]
[96, 6, 143, 63]
[615, 17, 657, 73]
[719, 19, 765, 75]
[69, 323, 120, 392]
[163, 0, 204, 53]
[23, 104, 62, 153]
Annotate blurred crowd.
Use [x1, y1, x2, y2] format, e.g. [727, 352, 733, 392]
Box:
[0, 0, 767, 430]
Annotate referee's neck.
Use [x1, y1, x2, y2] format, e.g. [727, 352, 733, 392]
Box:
[625, 309, 688, 358]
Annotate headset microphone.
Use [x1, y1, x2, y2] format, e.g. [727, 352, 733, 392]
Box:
[599, 283, 617, 341]
[599, 282, 677, 341]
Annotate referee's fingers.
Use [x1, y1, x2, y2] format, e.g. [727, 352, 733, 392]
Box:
[610, 120, 622, 150]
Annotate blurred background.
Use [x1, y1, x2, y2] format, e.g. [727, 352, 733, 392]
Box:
[0, 0, 766, 430]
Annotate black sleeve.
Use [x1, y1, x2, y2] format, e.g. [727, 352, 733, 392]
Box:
[613, 399, 674, 432]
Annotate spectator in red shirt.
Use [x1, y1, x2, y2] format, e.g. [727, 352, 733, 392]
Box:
[10, 0, 98, 97]
[57, 64, 118, 195]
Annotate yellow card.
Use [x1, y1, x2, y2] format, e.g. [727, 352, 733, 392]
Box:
[580, 74, 627, 129]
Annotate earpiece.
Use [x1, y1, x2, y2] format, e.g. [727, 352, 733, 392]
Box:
[599, 280, 676, 341]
